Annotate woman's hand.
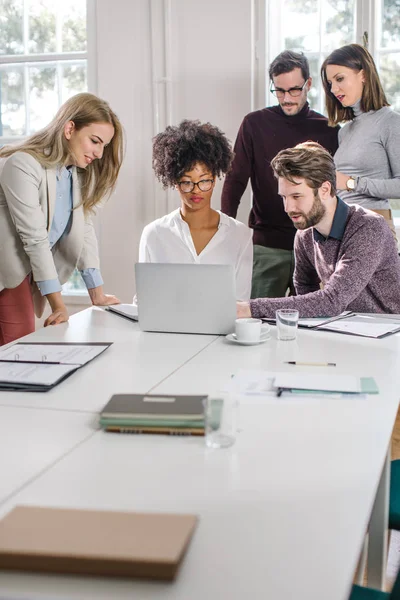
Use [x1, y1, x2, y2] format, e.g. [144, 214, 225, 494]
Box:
[237, 301, 252, 318]
[336, 171, 349, 191]
[88, 286, 120, 306]
[44, 291, 69, 327]
[44, 307, 69, 327]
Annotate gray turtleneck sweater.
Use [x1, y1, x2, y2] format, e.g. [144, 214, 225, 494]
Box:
[334, 100, 400, 209]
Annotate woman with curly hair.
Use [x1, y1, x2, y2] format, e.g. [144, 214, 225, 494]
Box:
[138, 119, 253, 301]
[321, 44, 400, 238]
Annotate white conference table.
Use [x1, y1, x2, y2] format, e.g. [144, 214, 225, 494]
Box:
[0, 307, 218, 413]
[0, 307, 399, 600]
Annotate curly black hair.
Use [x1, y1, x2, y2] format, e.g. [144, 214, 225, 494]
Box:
[152, 119, 234, 188]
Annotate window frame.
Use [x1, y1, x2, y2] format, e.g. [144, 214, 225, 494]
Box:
[0, 0, 95, 145]
[262, 0, 400, 113]
[261, 0, 400, 238]
[0, 0, 98, 298]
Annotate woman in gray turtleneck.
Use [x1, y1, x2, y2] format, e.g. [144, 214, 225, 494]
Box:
[321, 43, 400, 239]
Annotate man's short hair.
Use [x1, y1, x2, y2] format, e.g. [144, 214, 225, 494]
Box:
[270, 141, 337, 197]
[269, 50, 310, 82]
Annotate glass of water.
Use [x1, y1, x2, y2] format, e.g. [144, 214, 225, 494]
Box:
[204, 395, 236, 449]
[276, 309, 299, 341]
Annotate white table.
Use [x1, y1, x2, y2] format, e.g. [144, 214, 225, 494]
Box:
[0, 308, 218, 412]
[0, 308, 398, 600]
[0, 406, 95, 505]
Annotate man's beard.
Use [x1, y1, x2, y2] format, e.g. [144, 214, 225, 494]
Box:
[280, 92, 307, 116]
[289, 192, 326, 230]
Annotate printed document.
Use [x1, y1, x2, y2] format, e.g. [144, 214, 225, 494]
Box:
[0, 362, 76, 386]
[0, 344, 109, 366]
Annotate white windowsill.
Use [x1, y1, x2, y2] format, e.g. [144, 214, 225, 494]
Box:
[61, 292, 92, 306]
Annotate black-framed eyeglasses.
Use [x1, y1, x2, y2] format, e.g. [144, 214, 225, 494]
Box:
[178, 179, 214, 193]
[270, 80, 307, 99]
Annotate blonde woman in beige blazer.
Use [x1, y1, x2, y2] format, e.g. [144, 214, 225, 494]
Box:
[0, 93, 124, 345]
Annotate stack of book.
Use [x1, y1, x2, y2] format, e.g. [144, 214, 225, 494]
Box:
[99, 393, 208, 436]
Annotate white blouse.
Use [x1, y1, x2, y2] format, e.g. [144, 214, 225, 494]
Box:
[138, 209, 253, 301]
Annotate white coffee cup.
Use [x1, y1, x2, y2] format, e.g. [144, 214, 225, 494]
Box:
[235, 318, 263, 343]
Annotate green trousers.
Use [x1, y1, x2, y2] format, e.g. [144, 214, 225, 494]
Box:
[251, 245, 295, 299]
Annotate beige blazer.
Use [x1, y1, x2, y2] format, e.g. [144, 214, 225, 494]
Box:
[0, 152, 100, 317]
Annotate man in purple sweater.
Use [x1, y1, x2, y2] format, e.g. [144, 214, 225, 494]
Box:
[237, 142, 400, 319]
[221, 50, 339, 299]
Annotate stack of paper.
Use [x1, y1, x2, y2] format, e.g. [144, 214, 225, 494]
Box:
[273, 372, 379, 396]
[263, 312, 400, 338]
[99, 393, 211, 436]
[317, 314, 400, 338]
[228, 369, 378, 399]
[261, 311, 352, 328]
[0, 342, 111, 392]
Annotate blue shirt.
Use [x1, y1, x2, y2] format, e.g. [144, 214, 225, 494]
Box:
[36, 167, 103, 296]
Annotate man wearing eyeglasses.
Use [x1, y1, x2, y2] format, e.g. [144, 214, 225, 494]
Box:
[222, 50, 340, 299]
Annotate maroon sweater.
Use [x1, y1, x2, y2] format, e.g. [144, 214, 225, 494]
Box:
[221, 103, 339, 251]
[250, 201, 400, 318]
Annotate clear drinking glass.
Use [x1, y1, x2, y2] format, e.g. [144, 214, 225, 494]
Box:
[276, 309, 299, 341]
[204, 395, 236, 449]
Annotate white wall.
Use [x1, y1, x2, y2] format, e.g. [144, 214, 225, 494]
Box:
[95, 0, 256, 302]
[95, 0, 156, 303]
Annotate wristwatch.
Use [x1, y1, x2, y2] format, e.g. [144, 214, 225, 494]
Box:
[346, 176, 356, 191]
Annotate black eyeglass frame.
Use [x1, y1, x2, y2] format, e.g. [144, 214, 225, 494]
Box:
[269, 79, 308, 98]
[177, 179, 215, 193]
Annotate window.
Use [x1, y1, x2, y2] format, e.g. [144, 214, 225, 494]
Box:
[0, 0, 87, 142]
[266, 0, 400, 113]
[375, 0, 400, 228]
[267, 0, 357, 113]
[0, 0, 90, 295]
[265, 0, 400, 232]
[375, 0, 400, 112]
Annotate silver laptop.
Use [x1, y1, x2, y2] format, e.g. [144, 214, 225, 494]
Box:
[135, 263, 236, 335]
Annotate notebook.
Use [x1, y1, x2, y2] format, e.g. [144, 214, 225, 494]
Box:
[106, 304, 138, 322]
[104, 424, 206, 436]
[101, 393, 206, 420]
[99, 393, 208, 434]
[99, 394, 225, 436]
[0, 506, 198, 580]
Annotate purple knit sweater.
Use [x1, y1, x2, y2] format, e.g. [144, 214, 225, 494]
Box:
[250, 203, 400, 318]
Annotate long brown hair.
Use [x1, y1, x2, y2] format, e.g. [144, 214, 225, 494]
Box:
[321, 44, 389, 126]
[0, 93, 124, 212]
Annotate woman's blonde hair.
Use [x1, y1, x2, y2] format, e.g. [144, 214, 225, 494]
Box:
[321, 44, 389, 126]
[0, 92, 124, 212]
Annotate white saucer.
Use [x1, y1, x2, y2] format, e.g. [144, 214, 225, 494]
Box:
[226, 332, 271, 346]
